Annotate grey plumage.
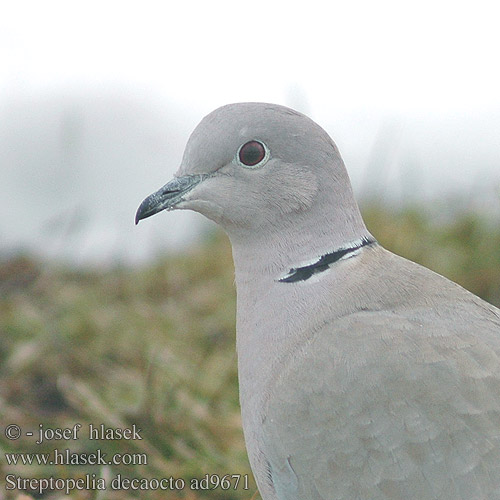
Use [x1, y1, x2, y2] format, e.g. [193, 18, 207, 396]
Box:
[136, 103, 500, 500]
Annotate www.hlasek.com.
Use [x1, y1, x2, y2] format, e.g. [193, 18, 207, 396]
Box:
[4, 448, 146, 467]
[3, 423, 250, 495]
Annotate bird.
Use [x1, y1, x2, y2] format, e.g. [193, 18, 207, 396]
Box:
[136, 103, 500, 500]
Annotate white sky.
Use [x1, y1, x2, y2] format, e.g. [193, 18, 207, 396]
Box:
[2, 0, 499, 114]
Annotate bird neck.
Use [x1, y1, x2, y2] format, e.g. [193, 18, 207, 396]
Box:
[277, 236, 377, 283]
[230, 212, 374, 427]
[228, 208, 372, 284]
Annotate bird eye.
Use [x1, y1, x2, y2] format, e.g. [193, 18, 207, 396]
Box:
[237, 140, 269, 168]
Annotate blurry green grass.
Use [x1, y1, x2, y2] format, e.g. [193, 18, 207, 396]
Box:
[361, 198, 500, 306]
[1, 198, 500, 500]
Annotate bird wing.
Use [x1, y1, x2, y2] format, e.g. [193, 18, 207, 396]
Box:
[262, 292, 500, 500]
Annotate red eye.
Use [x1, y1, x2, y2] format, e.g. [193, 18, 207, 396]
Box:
[238, 141, 267, 167]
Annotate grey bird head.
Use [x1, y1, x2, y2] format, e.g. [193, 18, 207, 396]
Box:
[136, 103, 371, 267]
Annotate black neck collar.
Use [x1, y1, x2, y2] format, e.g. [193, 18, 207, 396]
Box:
[278, 237, 376, 283]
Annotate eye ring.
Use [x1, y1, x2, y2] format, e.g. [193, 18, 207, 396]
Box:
[236, 140, 270, 169]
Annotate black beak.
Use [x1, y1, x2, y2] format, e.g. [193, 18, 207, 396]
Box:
[135, 174, 207, 224]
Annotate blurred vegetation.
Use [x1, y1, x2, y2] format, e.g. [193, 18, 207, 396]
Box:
[361, 197, 500, 306]
[1, 198, 500, 500]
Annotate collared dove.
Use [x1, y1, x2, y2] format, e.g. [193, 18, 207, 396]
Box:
[136, 103, 500, 500]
